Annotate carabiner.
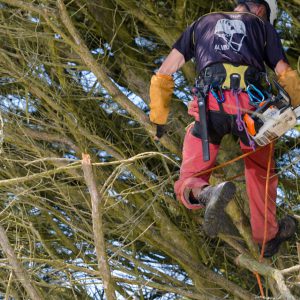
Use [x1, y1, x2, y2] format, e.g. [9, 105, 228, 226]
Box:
[210, 85, 225, 103]
[246, 84, 265, 106]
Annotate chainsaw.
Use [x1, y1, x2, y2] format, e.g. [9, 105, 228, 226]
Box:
[243, 80, 300, 147]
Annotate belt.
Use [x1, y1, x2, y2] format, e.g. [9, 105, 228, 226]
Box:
[199, 63, 268, 91]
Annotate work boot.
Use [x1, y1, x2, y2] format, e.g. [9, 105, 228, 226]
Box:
[183, 187, 207, 207]
[198, 182, 236, 237]
[261, 215, 298, 258]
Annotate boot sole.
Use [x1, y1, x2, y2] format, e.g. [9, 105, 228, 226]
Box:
[203, 182, 236, 238]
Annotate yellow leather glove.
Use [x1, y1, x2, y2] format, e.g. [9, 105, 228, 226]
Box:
[278, 68, 300, 108]
[149, 73, 174, 125]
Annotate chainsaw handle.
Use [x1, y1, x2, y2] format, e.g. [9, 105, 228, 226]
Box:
[273, 80, 291, 106]
[253, 99, 272, 116]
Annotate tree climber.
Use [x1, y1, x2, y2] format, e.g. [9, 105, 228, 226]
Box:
[149, 0, 299, 257]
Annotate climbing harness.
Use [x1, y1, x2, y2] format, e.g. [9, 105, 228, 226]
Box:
[195, 63, 299, 149]
[200, 63, 269, 112]
[200, 63, 267, 90]
[191, 63, 263, 158]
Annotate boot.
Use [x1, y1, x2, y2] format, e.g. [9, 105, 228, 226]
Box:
[190, 181, 236, 237]
[261, 215, 298, 258]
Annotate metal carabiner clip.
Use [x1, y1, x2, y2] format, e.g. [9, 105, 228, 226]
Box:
[246, 84, 265, 107]
[210, 85, 225, 103]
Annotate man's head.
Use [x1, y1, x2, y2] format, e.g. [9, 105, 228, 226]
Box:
[235, 0, 278, 25]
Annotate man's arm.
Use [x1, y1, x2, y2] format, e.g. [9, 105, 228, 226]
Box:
[149, 17, 196, 138]
[157, 49, 186, 75]
[275, 60, 300, 108]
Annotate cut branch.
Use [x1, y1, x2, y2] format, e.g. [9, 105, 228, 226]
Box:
[81, 153, 116, 300]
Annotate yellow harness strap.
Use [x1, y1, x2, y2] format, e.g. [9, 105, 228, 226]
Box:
[222, 64, 248, 90]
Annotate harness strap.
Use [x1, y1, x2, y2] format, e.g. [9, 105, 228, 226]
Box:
[200, 63, 268, 91]
[233, 89, 256, 150]
[200, 63, 269, 121]
[210, 87, 225, 113]
[217, 101, 225, 113]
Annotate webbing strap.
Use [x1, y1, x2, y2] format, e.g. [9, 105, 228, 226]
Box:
[200, 63, 267, 91]
[217, 99, 225, 113]
[233, 89, 256, 150]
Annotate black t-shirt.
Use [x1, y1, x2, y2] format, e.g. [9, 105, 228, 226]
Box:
[173, 12, 287, 73]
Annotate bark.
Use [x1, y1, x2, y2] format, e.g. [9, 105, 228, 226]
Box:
[225, 201, 258, 257]
[81, 154, 116, 300]
[0, 225, 44, 300]
[236, 254, 295, 300]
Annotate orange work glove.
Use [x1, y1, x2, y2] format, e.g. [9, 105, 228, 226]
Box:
[149, 73, 174, 125]
[277, 68, 300, 108]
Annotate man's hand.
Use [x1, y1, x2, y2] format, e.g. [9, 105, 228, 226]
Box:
[277, 68, 300, 108]
[275, 60, 300, 108]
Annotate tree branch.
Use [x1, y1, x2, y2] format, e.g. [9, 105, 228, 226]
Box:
[81, 153, 116, 300]
[0, 0, 55, 16]
[225, 200, 258, 257]
[56, 0, 180, 156]
[0, 225, 44, 300]
[236, 254, 295, 300]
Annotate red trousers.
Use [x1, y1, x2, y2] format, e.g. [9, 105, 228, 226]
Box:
[174, 91, 279, 244]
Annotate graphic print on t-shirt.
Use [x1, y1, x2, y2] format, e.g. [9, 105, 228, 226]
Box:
[214, 19, 246, 52]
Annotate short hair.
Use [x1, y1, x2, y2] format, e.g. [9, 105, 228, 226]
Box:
[238, 2, 268, 20]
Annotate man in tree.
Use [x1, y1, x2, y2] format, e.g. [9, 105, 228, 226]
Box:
[149, 0, 299, 257]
